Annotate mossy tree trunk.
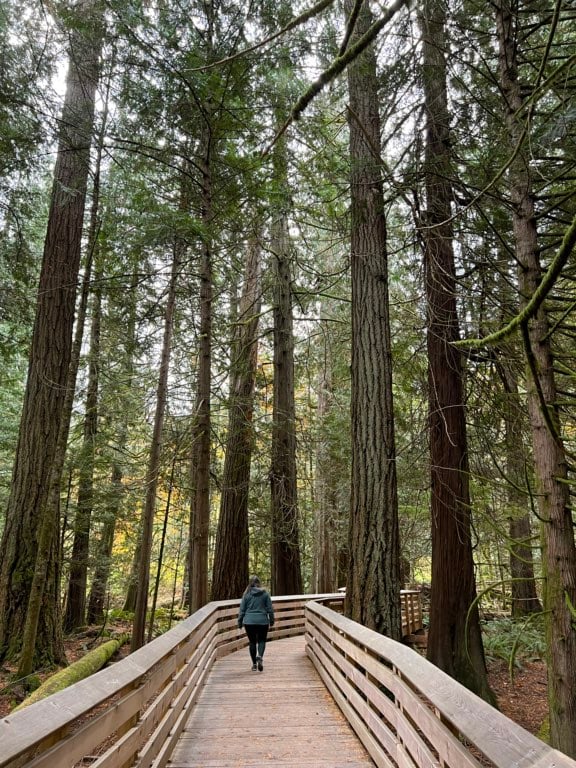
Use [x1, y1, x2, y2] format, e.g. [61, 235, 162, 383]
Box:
[15, 635, 129, 710]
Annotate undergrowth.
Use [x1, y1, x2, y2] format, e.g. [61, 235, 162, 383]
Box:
[482, 615, 546, 671]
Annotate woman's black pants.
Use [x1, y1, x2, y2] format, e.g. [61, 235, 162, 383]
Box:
[244, 624, 269, 662]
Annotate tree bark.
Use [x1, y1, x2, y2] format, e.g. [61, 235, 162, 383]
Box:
[497, 359, 542, 616]
[0, 0, 102, 666]
[189, 135, 213, 613]
[211, 232, 262, 600]
[314, 345, 338, 594]
[496, 1, 576, 753]
[87, 268, 139, 624]
[420, 0, 493, 701]
[270, 203, 302, 597]
[131, 243, 181, 651]
[148, 456, 176, 642]
[344, 0, 401, 639]
[64, 264, 102, 631]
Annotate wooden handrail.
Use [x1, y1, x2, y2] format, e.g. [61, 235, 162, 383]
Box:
[0, 590, 425, 768]
[0, 594, 341, 768]
[2, 590, 568, 768]
[305, 601, 576, 768]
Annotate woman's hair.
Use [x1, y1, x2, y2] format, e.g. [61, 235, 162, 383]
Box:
[243, 575, 261, 596]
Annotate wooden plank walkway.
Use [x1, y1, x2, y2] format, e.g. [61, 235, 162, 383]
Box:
[167, 635, 375, 768]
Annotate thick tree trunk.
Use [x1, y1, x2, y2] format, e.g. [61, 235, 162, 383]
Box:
[344, 0, 401, 639]
[0, 1, 101, 666]
[131, 245, 181, 651]
[211, 233, 262, 600]
[420, 0, 493, 701]
[16, 231, 97, 677]
[496, 1, 576, 753]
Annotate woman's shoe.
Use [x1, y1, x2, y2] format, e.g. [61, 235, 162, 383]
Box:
[257, 656, 263, 671]
[251, 662, 258, 671]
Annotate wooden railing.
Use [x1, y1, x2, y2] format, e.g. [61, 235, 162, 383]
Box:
[0, 594, 341, 768]
[400, 589, 422, 636]
[5, 589, 571, 768]
[306, 601, 576, 768]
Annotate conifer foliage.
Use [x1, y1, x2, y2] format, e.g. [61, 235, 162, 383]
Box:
[0, 0, 575, 754]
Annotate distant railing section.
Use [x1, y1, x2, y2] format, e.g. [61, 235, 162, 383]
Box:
[305, 601, 576, 768]
[400, 589, 422, 636]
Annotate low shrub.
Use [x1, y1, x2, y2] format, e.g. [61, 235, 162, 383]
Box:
[482, 615, 545, 670]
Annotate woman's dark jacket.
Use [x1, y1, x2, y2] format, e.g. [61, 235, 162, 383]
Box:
[238, 587, 274, 627]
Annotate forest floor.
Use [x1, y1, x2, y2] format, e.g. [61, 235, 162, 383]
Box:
[0, 627, 548, 738]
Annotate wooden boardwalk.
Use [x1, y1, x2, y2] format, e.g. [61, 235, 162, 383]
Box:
[167, 635, 375, 768]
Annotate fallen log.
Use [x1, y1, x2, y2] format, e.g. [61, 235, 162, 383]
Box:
[14, 634, 129, 711]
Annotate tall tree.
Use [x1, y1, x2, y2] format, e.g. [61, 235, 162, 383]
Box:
[189, 124, 213, 613]
[131, 238, 182, 651]
[420, 0, 493, 700]
[496, 358, 542, 616]
[0, 0, 102, 666]
[269, 154, 303, 597]
[344, 0, 401, 639]
[211, 231, 262, 600]
[64, 263, 102, 631]
[87, 267, 139, 624]
[495, 0, 576, 753]
[314, 336, 338, 594]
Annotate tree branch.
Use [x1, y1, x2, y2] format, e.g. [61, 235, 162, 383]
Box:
[456, 211, 576, 348]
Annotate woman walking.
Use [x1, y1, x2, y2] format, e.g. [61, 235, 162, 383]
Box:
[238, 576, 274, 671]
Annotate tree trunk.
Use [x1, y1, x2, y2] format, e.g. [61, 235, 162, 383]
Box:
[343, 0, 401, 639]
[189, 137, 213, 613]
[123, 538, 141, 614]
[86, 498, 116, 625]
[0, 0, 102, 667]
[211, 232, 262, 600]
[148, 456, 176, 642]
[497, 359, 542, 616]
[270, 202, 302, 597]
[509, 514, 542, 615]
[87, 267, 139, 624]
[14, 635, 129, 711]
[314, 346, 338, 594]
[496, 1, 576, 753]
[64, 265, 102, 631]
[131, 244, 181, 651]
[420, 0, 493, 701]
